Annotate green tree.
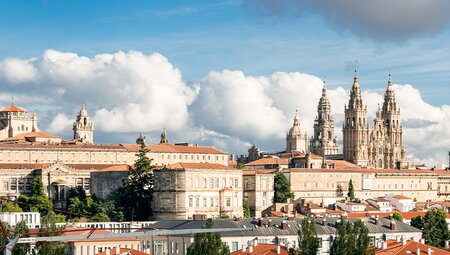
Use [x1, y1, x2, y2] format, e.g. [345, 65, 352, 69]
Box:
[274, 172, 294, 203]
[298, 218, 319, 255]
[236, 162, 246, 169]
[34, 211, 68, 255]
[120, 142, 154, 220]
[0, 198, 22, 212]
[18, 178, 53, 215]
[243, 199, 251, 218]
[330, 219, 374, 255]
[12, 221, 30, 255]
[187, 219, 230, 255]
[410, 215, 424, 230]
[423, 208, 450, 248]
[347, 179, 355, 201]
[392, 212, 403, 221]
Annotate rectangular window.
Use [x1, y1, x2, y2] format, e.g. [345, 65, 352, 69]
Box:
[196, 197, 200, 207]
[226, 197, 231, 207]
[84, 178, 90, 190]
[189, 197, 193, 207]
[232, 242, 238, 252]
[10, 178, 17, 190]
[234, 179, 239, 188]
[203, 197, 207, 207]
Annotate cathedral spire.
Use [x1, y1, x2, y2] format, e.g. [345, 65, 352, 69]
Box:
[322, 80, 327, 96]
[73, 104, 94, 144]
[160, 128, 169, 144]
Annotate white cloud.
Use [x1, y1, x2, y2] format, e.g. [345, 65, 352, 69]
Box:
[0, 50, 448, 167]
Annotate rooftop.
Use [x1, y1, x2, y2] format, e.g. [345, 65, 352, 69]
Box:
[245, 157, 290, 167]
[231, 244, 288, 255]
[95, 248, 150, 255]
[376, 240, 450, 255]
[0, 105, 26, 112]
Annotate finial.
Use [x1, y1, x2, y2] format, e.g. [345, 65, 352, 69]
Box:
[322, 80, 327, 96]
[354, 69, 358, 79]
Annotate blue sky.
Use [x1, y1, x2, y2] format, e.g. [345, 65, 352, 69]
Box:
[0, 0, 449, 165]
[1, 0, 449, 105]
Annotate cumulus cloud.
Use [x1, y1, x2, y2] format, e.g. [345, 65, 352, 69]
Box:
[244, 0, 450, 41]
[0, 50, 198, 134]
[0, 50, 448, 167]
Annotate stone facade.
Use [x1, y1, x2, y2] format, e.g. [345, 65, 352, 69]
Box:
[243, 170, 275, 218]
[73, 105, 94, 144]
[286, 168, 450, 205]
[310, 82, 339, 156]
[0, 105, 38, 140]
[343, 71, 407, 169]
[285, 111, 307, 153]
[90, 168, 129, 199]
[152, 163, 243, 220]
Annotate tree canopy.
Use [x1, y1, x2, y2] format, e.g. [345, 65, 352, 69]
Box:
[410, 215, 424, 230]
[392, 212, 403, 221]
[18, 177, 53, 215]
[187, 219, 230, 255]
[274, 172, 294, 203]
[330, 219, 374, 255]
[243, 199, 251, 218]
[423, 208, 450, 248]
[347, 179, 355, 201]
[298, 218, 319, 255]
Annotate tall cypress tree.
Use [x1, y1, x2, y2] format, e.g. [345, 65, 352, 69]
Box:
[298, 218, 319, 255]
[187, 219, 230, 255]
[274, 172, 294, 203]
[347, 179, 355, 201]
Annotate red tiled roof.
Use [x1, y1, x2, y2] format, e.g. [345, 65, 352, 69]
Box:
[231, 244, 289, 255]
[245, 157, 289, 166]
[94, 165, 129, 172]
[393, 195, 411, 200]
[96, 248, 150, 255]
[53, 179, 65, 183]
[347, 211, 428, 220]
[0, 105, 26, 112]
[166, 162, 232, 170]
[376, 240, 450, 255]
[292, 153, 322, 159]
[0, 163, 50, 169]
[2, 131, 61, 141]
[243, 169, 276, 175]
[329, 160, 360, 169]
[121, 143, 227, 154]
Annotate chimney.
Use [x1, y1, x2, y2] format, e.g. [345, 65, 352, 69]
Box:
[268, 219, 272, 227]
[234, 217, 241, 222]
[276, 244, 281, 254]
[115, 245, 120, 255]
[258, 218, 264, 227]
[416, 247, 421, 255]
[241, 244, 245, 252]
[396, 235, 401, 242]
[420, 238, 425, 244]
[390, 221, 396, 230]
[375, 216, 380, 225]
[287, 215, 294, 221]
[281, 220, 288, 230]
[389, 213, 393, 220]
[382, 242, 387, 250]
[428, 247, 432, 255]
[402, 237, 407, 246]
[322, 218, 327, 226]
[105, 249, 110, 255]
[254, 239, 258, 247]
[445, 240, 449, 249]
[249, 244, 253, 253]
[376, 241, 381, 249]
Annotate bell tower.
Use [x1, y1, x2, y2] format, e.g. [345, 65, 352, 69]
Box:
[343, 70, 369, 167]
[73, 105, 94, 144]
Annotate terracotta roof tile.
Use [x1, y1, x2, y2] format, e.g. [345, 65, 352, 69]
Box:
[0, 105, 26, 112]
[375, 240, 450, 255]
[245, 157, 289, 166]
[121, 143, 227, 155]
[393, 195, 411, 200]
[243, 169, 276, 175]
[96, 248, 150, 255]
[231, 244, 289, 255]
[165, 162, 233, 170]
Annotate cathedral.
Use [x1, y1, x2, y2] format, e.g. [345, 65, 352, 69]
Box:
[283, 71, 408, 169]
[343, 71, 408, 169]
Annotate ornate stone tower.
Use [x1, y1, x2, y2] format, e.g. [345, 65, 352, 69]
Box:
[379, 74, 407, 169]
[73, 105, 94, 144]
[310, 81, 339, 156]
[368, 105, 388, 168]
[286, 110, 307, 153]
[343, 71, 369, 167]
[136, 133, 147, 145]
[160, 128, 169, 144]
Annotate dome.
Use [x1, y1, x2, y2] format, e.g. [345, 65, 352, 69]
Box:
[287, 111, 304, 137]
[79, 104, 88, 117]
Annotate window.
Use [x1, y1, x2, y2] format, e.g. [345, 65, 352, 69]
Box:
[84, 178, 90, 190]
[203, 197, 207, 207]
[226, 197, 231, 207]
[195, 197, 200, 207]
[232, 242, 238, 252]
[234, 179, 239, 188]
[10, 178, 17, 190]
[188, 196, 193, 207]
[187, 178, 192, 188]
[210, 197, 214, 207]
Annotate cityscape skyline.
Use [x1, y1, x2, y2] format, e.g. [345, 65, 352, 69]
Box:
[0, 1, 448, 167]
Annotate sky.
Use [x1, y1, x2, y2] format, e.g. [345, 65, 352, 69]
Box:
[0, 0, 449, 167]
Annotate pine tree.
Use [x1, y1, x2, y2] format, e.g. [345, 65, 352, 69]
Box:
[274, 172, 294, 203]
[423, 208, 450, 248]
[392, 212, 403, 221]
[243, 199, 251, 218]
[187, 219, 230, 255]
[120, 142, 154, 220]
[298, 218, 319, 255]
[347, 179, 355, 201]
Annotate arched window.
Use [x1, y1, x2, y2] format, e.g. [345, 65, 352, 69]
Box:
[328, 131, 332, 139]
[378, 159, 383, 168]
